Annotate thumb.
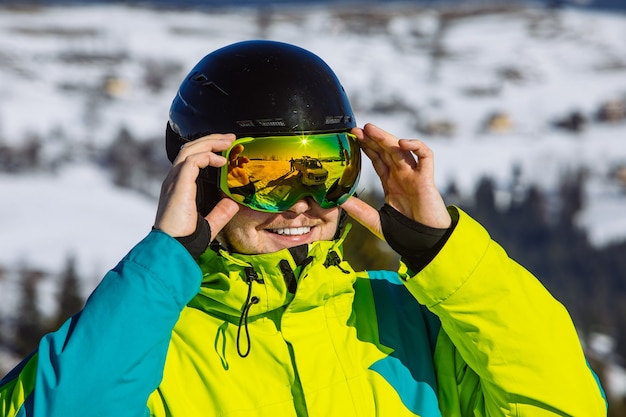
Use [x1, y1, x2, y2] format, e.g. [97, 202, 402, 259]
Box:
[205, 198, 240, 241]
[340, 196, 384, 241]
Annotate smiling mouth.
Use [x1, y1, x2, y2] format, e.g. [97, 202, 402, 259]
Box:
[269, 226, 312, 236]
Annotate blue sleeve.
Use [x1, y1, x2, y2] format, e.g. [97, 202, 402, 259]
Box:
[14, 230, 202, 417]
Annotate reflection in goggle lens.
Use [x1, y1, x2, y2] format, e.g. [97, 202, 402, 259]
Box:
[220, 132, 361, 212]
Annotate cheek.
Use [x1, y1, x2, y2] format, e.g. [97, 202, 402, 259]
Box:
[317, 209, 342, 240]
[216, 209, 267, 253]
[217, 223, 256, 254]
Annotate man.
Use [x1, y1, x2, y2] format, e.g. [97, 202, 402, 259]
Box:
[0, 40, 607, 416]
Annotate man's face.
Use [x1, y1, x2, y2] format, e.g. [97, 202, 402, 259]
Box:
[217, 198, 341, 254]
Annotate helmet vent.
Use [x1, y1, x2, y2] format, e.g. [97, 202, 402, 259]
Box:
[191, 72, 229, 96]
[325, 116, 344, 124]
[236, 120, 255, 128]
[204, 81, 229, 96]
[257, 119, 286, 127]
[192, 73, 208, 82]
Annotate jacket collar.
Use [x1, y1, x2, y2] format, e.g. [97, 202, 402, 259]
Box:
[188, 227, 356, 318]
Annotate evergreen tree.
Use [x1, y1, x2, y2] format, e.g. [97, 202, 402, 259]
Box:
[473, 177, 498, 219]
[558, 169, 585, 227]
[442, 180, 463, 207]
[14, 267, 45, 356]
[52, 254, 84, 329]
[106, 126, 136, 188]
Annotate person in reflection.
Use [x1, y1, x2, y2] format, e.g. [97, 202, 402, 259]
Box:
[226, 143, 255, 197]
[0, 40, 607, 416]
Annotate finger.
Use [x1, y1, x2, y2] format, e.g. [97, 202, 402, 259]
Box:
[353, 125, 386, 159]
[361, 145, 391, 181]
[179, 151, 228, 177]
[398, 138, 434, 173]
[362, 124, 418, 169]
[352, 127, 390, 179]
[205, 198, 240, 240]
[340, 196, 384, 241]
[154, 135, 234, 237]
[180, 132, 235, 151]
[356, 127, 406, 181]
[171, 145, 230, 191]
[175, 133, 235, 167]
[176, 148, 230, 168]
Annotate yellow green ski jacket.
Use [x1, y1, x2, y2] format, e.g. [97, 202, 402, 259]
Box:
[0, 208, 606, 416]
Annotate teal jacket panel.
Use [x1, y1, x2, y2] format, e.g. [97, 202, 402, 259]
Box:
[0, 230, 202, 417]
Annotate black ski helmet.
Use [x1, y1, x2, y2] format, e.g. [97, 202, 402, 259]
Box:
[165, 40, 357, 215]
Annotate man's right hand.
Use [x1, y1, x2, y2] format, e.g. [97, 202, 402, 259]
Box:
[153, 133, 240, 240]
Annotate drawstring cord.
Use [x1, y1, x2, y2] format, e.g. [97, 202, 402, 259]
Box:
[234, 249, 346, 358]
[237, 266, 261, 358]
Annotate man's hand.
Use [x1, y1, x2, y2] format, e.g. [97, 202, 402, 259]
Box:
[341, 123, 451, 240]
[154, 133, 240, 240]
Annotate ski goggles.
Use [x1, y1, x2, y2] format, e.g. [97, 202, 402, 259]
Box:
[219, 132, 361, 212]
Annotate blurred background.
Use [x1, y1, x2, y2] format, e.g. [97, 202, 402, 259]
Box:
[0, 0, 625, 412]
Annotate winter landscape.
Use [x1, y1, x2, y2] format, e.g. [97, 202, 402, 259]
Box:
[0, 0, 625, 409]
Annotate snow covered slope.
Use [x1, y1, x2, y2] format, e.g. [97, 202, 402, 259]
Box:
[0, 2, 625, 280]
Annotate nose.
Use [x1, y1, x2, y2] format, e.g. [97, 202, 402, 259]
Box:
[285, 197, 314, 215]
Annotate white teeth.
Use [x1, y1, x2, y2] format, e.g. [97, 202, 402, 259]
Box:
[270, 226, 311, 236]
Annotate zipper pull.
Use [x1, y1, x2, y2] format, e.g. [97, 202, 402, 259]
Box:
[324, 251, 350, 274]
[245, 266, 264, 284]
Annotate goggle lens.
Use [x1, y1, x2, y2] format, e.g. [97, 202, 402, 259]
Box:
[220, 132, 360, 212]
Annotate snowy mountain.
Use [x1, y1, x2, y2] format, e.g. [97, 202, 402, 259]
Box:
[0, 2, 625, 285]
